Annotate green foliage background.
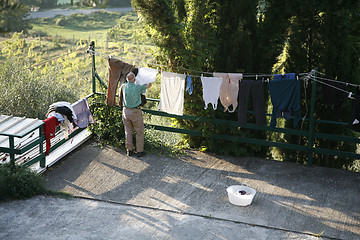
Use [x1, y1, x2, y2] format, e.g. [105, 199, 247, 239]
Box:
[0, 33, 83, 118]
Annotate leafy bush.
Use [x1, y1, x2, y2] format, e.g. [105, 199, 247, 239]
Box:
[0, 2, 32, 33]
[88, 94, 125, 148]
[0, 56, 78, 119]
[0, 163, 71, 201]
[0, 163, 47, 201]
[0, 33, 83, 119]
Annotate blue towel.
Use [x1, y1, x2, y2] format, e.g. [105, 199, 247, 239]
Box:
[269, 73, 301, 128]
[186, 75, 193, 95]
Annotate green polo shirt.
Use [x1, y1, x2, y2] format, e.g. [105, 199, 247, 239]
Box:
[122, 82, 147, 108]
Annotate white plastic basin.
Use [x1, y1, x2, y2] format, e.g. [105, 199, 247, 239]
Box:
[226, 185, 256, 206]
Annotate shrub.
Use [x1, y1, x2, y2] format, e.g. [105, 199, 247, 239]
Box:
[0, 33, 80, 119]
[88, 94, 125, 148]
[0, 163, 48, 201]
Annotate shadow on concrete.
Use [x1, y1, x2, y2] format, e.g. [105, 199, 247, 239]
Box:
[44, 139, 360, 239]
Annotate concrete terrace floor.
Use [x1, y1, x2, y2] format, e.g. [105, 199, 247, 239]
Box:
[0, 139, 359, 239]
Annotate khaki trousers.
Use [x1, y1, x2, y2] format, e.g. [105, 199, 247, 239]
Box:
[122, 107, 144, 152]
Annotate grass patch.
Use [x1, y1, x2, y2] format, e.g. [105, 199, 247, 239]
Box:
[30, 10, 131, 46]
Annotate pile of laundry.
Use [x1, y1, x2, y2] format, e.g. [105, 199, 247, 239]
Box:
[43, 99, 94, 155]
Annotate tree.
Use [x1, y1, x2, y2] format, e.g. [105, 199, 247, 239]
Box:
[0, 0, 32, 33]
[276, 0, 360, 168]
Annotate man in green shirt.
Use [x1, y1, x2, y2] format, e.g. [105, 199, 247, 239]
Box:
[119, 72, 152, 157]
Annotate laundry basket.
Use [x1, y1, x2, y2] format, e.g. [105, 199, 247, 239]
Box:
[226, 185, 256, 206]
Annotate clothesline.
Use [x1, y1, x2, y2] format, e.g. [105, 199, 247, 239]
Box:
[89, 49, 306, 78]
[105, 50, 360, 132]
[88, 49, 357, 97]
[310, 74, 360, 88]
[310, 76, 355, 99]
[89, 49, 215, 75]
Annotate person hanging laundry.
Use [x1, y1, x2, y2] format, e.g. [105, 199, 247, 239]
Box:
[72, 98, 95, 128]
[349, 87, 360, 132]
[106, 57, 134, 106]
[119, 72, 152, 157]
[214, 73, 243, 113]
[186, 75, 193, 95]
[159, 71, 186, 115]
[238, 80, 267, 126]
[201, 76, 223, 110]
[268, 73, 301, 128]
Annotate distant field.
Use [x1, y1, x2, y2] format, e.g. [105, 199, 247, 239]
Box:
[0, 10, 156, 98]
[30, 10, 126, 45]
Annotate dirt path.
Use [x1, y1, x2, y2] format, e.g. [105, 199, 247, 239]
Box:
[27, 7, 133, 19]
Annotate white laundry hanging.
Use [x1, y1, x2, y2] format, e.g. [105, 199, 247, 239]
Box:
[201, 76, 223, 110]
[214, 72, 243, 113]
[159, 71, 186, 116]
[136, 67, 158, 85]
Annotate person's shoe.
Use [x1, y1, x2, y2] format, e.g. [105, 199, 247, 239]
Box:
[137, 152, 146, 157]
[127, 150, 134, 156]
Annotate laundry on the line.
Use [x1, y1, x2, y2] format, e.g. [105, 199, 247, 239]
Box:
[238, 80, 266, 126]
[349, 87, 360, 132]
[186, 75, 193, 95]
[201, 76, 223, 110]
[136, 66, 158, 85]
[214, 72, 243, 113]
[268, 73, 301, 128]
[107, 57, 134, 106]
[103, 55, 359, 130]
[159, 71, 186, 116]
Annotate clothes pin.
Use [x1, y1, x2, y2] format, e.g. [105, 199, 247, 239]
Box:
[348, 92, 355, 100]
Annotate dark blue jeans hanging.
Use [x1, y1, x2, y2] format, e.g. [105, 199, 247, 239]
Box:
[268, 73, 301, 128]
[238, 80, 266, 126]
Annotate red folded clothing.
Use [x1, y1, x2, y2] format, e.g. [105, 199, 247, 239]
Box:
[43, 116, 60, 155]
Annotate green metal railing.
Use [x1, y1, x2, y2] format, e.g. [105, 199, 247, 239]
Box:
[0, 119, 45, 169]
[0, 115, 89, 170]
[88, 42, 360, 166]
